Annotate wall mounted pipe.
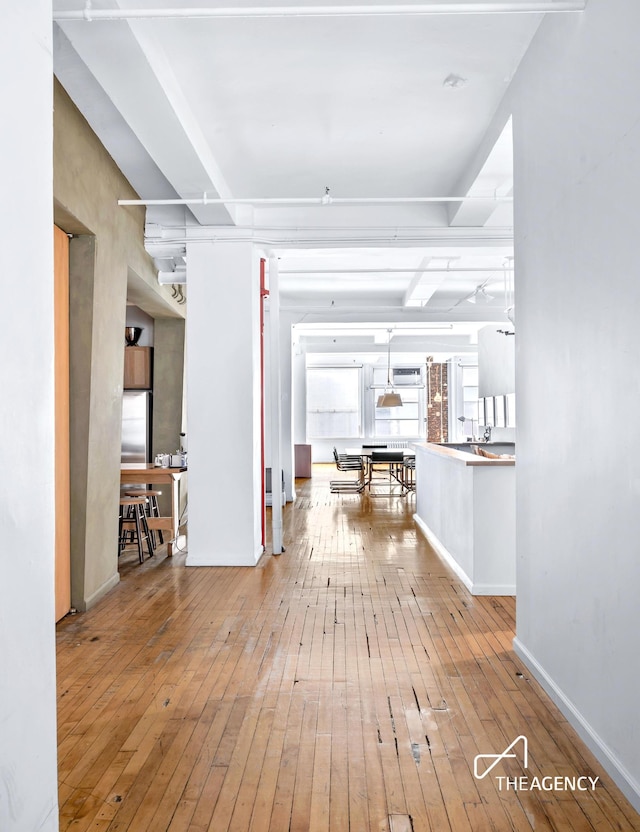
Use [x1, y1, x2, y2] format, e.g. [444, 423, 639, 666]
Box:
[268, 254, 284, 555]
[280, 266, 514, 274]
[260, 258, 268, 551]
[55, 2, 586, 22]
[119, 194, 513, 206]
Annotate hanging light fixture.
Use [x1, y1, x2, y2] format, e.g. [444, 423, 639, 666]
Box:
[377, 329, 403, 408]
[433, 362, 442, 403]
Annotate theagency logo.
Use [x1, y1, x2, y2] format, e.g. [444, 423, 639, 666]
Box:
[473, 735, 600, 793]
[474, 735, 528, 780]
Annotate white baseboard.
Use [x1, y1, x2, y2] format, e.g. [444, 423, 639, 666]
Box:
[82, 572, 120, 611]
[513, 637, 640, 814]
[413, 514, 515, 596]
[472, 582, 517, 595]
[414, 514, 473, 591]
[185, 544, 263, 567]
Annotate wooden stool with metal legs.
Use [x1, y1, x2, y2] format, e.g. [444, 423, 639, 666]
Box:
[124, 489, 164, 548]
[119, 496, 154, 563]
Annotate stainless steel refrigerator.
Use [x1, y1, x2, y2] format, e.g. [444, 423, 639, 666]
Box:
[121, 391, 152, 463]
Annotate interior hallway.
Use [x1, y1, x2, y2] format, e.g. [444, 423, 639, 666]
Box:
[56, 467, 640, 831]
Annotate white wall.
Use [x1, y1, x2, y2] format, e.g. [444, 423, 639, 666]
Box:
[512, 0, 640, 809]
[0, 4, 60, 830]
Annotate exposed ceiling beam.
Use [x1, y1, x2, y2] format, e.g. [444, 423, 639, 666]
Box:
[404, 257, 434, 308]
[124, 19, 239, 225]
[54, 3, 587, 22]
[55, 18, 237, 226]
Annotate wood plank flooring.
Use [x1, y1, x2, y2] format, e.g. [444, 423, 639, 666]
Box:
[56, 465, 640, 831]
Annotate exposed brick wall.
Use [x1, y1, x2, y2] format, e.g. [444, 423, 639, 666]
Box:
[426, 362, 448, 442]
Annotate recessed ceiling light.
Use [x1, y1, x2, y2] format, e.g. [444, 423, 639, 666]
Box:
[443, 73, 467, 89]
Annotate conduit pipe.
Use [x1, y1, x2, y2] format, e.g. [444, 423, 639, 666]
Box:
[150, 232, 514, 249]
[158, 270, 186, 284]
[147, 225, 514, 247]
[260, 259, 268, 551]
[119, 194, 513, 207]
[280, 266, 513, 275]
[268, 254, 284, 555]
[54, 2, 586, 21]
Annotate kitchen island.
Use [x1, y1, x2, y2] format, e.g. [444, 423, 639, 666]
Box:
[413, 442, 515, 595]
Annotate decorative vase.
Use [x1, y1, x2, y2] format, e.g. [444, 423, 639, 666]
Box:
[125, 326, 143, 346]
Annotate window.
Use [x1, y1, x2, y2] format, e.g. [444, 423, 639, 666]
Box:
[307, 366, 361, 438]
[371, 366, 423, 437]
[374, 388, 421, 437]
[461, 366, 478, 420]
[505, 393, 516, 427]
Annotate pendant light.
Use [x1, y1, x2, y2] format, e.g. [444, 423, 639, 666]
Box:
[433, 362, 442, 403]
[377, 329, 403, 408]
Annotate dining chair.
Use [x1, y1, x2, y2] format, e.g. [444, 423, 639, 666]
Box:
[368, 450, 405, 493]
[330, 447, 365, 493]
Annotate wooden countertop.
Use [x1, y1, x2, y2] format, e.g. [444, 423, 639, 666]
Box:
[414, 442, 515, 466]
[121, 464, 186, 475]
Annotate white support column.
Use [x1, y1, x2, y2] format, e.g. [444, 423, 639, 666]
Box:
[292, 333, 308, 446]
[268, 254, 284, 554]
[186, 240, 262, 566]
[0, 5, 60, 831]
[279, 311, 295, 502]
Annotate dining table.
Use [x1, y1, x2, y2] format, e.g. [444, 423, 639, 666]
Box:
[120, 463, 187, 556]
[344, 447, 416, 492]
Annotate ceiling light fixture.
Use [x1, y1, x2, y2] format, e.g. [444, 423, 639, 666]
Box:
[376, 330, 403, 409]
[443, 73, 467, 88]
[464, 284, 495, 304]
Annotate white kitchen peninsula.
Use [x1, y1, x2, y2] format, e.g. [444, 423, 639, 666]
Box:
[413, 443, 516, 595]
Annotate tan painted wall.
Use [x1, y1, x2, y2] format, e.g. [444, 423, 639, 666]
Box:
[53, 80, 185, 610]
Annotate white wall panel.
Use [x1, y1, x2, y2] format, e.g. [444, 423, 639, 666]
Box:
[512, 0, 640, 809]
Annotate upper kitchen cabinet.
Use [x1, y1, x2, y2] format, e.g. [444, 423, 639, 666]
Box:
[124, 346, 153, 389]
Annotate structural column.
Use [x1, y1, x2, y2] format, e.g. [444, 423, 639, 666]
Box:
[0, 5, 60, 831]
[186, 240, 263, 566]
[278, 312, 296, 502]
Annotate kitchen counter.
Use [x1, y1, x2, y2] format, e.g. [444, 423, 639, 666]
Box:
[413, 442, 515, 595]
[121, 464, 187, 556]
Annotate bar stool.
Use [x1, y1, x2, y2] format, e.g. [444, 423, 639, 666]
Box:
[119, 497, 153, 563]
[124, 489, 164, 548]
[402, 457, 416, 493]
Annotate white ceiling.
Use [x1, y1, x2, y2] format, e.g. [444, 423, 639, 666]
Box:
[51, 1, 565, 354]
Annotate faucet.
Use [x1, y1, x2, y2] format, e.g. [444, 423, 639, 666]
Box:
[483, 425, 492, 443]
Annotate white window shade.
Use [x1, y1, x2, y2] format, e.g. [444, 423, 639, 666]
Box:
[307, 367, 361, 439]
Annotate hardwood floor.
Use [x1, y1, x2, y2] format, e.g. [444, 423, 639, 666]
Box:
[57, 466, 640, 831]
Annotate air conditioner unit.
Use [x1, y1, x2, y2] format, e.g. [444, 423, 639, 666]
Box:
[392, 367, 422, 386]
